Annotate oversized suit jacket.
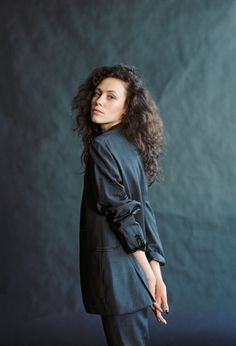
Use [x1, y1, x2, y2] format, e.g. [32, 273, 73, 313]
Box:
[79, 122, 166, 315]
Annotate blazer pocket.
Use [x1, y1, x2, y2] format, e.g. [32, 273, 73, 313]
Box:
[93, 244, 121, 252]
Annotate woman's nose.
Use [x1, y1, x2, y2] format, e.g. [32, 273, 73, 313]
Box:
[95, 94, 104, 106]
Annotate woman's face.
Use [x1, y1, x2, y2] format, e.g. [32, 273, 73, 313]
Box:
[91, 77, 128, 132]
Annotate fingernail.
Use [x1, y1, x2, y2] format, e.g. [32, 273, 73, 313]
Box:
[165, 310, 169, 314]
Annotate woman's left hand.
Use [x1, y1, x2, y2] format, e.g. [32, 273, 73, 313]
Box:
[131, 252, 169, 324]
[151, 279, 169, 325]
[149, 260, 169, 325]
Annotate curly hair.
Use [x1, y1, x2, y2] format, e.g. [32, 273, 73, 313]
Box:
[71, 63, 165, 186]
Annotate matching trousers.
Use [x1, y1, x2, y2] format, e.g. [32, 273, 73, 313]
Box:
[100, 306, 150, 346]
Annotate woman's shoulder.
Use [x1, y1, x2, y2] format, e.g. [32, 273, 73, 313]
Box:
[93, 127, 137, 155]
[93, 124, 128, 149]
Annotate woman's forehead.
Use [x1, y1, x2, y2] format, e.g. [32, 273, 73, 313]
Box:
[96, 77, 128, 95]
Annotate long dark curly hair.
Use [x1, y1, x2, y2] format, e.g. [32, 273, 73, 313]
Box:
[71, 63, 165, 186]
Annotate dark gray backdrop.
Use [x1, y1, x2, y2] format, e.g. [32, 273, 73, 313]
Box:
[1, 0, 236, 345]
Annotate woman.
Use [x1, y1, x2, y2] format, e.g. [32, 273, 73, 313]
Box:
[72, 63, 169, 346]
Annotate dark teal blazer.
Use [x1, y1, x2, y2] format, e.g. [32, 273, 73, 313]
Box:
[79, 122, 166, 315]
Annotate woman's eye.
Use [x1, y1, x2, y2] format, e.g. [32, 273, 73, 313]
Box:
[107, 95, 115, 99]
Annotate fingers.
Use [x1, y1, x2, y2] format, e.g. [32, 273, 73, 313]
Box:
[152, 296, 169, 325]
[154, 308, 168, 325]
[152, 301, 163, 313]
[155, 281, 169, 314]
[149, 277, 169, 325]
[162, 300, 169, 314]
[160, 291, 169, 314]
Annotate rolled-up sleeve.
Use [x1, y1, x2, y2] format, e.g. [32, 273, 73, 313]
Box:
[144, 199, 166, 266]
[89, 139, 146, 253]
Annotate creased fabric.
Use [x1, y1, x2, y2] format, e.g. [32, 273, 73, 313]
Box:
[79, 123, 166, 314]
[89, 139, 146, 253]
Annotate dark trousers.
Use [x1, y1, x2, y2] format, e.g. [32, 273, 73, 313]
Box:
[100, 306, 150, 346]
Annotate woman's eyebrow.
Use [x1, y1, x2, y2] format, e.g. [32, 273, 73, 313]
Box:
[95, 87, 117, 95]
[106, 90, 117, 94]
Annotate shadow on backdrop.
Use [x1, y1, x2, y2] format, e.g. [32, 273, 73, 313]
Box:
[1, 0, 236, 345]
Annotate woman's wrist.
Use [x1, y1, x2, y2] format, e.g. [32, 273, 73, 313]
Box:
[149, 259, 164, 282]
[131, 250, 155, 281]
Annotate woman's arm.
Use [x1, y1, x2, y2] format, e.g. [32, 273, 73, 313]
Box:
[144, 200, 165, 265]
[132, 250, 169, 325]
[89, 140, 147, 253]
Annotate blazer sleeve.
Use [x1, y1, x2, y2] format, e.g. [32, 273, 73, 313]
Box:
[89, 139, 146, 253]
[144, 199, 166, 266]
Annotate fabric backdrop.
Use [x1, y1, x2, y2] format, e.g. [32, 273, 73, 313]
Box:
[1, 0, 236, 345]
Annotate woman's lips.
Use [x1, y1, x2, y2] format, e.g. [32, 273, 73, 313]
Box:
[93, 108, 103, 114]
